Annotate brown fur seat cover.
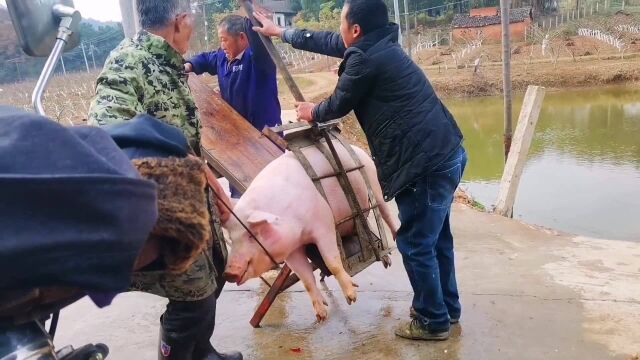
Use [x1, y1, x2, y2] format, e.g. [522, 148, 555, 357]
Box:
[133, 157, 211, 273]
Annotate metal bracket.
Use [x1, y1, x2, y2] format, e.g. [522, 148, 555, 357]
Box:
[31, 5, 81, 117]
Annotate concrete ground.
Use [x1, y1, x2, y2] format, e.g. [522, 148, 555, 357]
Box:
[54, 204, 640, 360]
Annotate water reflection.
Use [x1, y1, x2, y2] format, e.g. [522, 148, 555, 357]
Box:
[445, 87, 640, 241]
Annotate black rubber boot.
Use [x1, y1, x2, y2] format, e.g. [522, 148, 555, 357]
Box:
[191, 294, 242, 360]
[192, 342, 243, 360]
[158, 325, 196, 360]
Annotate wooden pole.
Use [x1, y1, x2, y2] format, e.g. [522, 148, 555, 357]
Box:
[393, 0, 403, 46]
[119, 0, 139, 38]
[495, 86, 546, 218]
[238, 0, 305, 102]
[500, 0, 513, 161]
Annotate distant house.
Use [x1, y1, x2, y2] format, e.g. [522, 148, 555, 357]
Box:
[257, 0, 297, 27]
[451, 7, 533, 42]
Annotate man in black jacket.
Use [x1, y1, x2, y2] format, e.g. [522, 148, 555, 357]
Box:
[254, 0, 466, 341]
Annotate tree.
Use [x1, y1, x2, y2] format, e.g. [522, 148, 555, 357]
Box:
[295, 0, 341, 31]
[301, 0, 322, 20]
[291, 0, 303, 13]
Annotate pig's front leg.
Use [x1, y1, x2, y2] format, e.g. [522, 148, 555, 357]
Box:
[313, 229, 358, 305]
[286, 248, 328, 322]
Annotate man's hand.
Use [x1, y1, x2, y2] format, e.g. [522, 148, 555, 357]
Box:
[184, 62, 194, 73]
[252, 11, 285, 38]
[295, 102, 316, 122]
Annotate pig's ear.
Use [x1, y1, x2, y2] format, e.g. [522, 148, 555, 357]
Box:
[247, 211, 281, 244]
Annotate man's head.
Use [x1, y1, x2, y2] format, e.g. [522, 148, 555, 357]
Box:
[137, 0, 194, 55]
[218, 15, 250, 60]
[341, 0, 389, 48]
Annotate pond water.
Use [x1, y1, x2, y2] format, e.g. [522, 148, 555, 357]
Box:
[446, 86, 640, 241]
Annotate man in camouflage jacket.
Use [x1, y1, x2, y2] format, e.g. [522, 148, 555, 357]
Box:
[88, 1, 241, 359]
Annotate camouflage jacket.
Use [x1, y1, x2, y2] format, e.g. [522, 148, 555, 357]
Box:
[88, 30, 200, 150]
[89, 32, 223, 301]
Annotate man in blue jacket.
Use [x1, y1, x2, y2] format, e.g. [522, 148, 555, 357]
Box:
[254, 0, 466, 341]
[186, 14, 282, 198]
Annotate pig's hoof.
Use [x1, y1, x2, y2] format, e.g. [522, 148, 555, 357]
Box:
[344, 284, 358, 305]
[313, 300, 328, 322]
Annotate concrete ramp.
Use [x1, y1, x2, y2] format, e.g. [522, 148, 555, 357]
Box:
[54, 203, 640, 359]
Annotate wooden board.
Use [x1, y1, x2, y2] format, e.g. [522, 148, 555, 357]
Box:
[189, 75, 283, 193]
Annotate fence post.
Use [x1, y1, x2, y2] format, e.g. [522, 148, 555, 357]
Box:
[81, 42, 90, 73]
[495, 86, 547, 218]
[60, 57, 66, 75]
[556, 15, 558, 27]
[89, 43, 97, 70]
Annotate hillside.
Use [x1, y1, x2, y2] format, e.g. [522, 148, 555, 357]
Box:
[0, 6, 124, 84]
[0, 6, 18, 55]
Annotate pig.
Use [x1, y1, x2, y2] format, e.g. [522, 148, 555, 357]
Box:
[222, 140, 400, 321]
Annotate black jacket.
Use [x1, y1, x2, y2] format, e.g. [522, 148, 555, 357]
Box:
[286, 24, 463, 200]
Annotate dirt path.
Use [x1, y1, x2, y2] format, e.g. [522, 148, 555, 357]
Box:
[278, 71, 339, 109]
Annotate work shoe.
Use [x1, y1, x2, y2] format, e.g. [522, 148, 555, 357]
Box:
[410, 307, 459, 324]
[395, 319, 450, 341]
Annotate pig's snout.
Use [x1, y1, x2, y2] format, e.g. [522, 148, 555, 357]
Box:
[222, 270, 241, 283]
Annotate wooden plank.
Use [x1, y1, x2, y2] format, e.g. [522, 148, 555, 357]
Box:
[495, 86, 546, 218]
[189, 76, 283, 193]
[315, 134, 380, 262]
[331, 133, 390, 250]
[250, 264, 293, 328]
[238, 0, 306, 102]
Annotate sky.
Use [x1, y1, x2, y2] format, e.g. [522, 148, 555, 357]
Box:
[0, 0, 123, 22]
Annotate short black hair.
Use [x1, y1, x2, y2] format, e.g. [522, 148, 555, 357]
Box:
[344, 0, 389, 35]
[218, 15, 246, 37]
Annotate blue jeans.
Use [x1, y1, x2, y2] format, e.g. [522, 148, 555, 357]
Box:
[229, 185, 242, 199]
[396, 146, 467, 331]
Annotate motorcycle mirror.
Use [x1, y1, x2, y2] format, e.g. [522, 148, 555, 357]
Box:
[6, 0, 81, 57]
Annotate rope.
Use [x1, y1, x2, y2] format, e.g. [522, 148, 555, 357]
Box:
[205, 162, 281, 268]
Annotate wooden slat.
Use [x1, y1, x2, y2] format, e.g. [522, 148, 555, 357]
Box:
[189, 76, 283, 193]
[250, 264, 293, 328]
[331, 133, 390, 250]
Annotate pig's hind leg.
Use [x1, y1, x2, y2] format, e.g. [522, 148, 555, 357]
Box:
[312, 228, 358, 305]
[286, 248, 329, 322]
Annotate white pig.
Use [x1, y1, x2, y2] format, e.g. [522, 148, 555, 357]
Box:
[222, 140, 400, 321]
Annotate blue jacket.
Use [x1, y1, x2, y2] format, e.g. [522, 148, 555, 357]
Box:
[188, 18, 281, 131]
[0, 107, 158, 293]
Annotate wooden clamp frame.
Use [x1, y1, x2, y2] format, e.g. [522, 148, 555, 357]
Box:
[249, 122, 392, 328]
[196, 0, 393, 327]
